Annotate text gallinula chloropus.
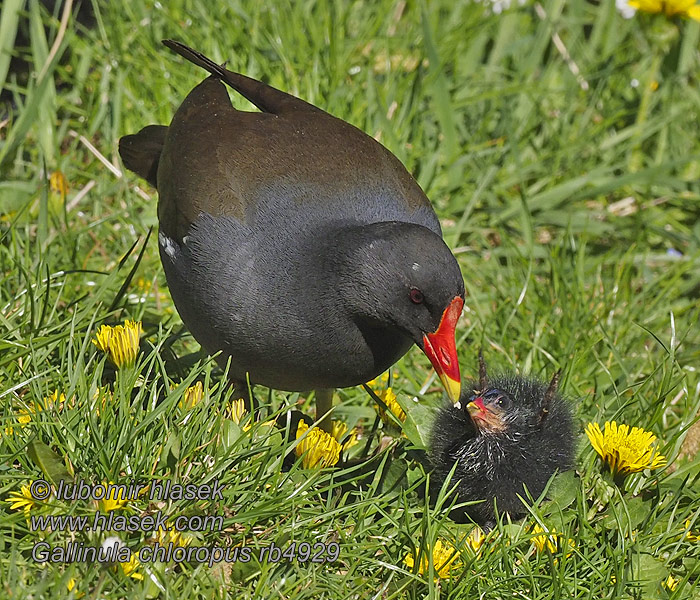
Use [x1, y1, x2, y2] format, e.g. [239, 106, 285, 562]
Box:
[429, 354, 574, 528]
[119, 41, 465, 425]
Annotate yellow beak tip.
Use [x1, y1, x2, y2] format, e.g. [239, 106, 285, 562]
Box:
[440, 375, 461, 405]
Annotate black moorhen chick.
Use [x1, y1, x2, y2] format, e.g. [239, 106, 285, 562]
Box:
[119, 41, 465, 426]
[429, 354, 574, 528]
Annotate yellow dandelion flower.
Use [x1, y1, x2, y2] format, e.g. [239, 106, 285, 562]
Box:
[1, 209, 16, 223]
[404, 538, 461, 580]
[49, 170, 68, 202]
[586, 421, 666, 475]
[342, 432, 359, 451]
[227, 397, 247, 425]
[5, 484, 38, 516]
[66, 577, 84, 598]
[531, 524, 575, 556]
[331, 420, 360, 451]
[331, 420, 348, 441]
[375, 387, 406, 426]
[38, 390, 66, 411]
[93, 320, 142, 368]
[367, 372, 390, 389]
[3, 407, 34, 436]
[179, 381, 204, 410]
[664, 574, 679, 590]
[135, 277, 152, 293]
[295, 421, 341, 468]
[90, 387, 113, 417]
[119, 553, 143, 580]
[223, 399, 275, 434]
[466, 526, 485, 553]
[156, 525, 191, 548]
[248, 419, 276, 434]
[531, 524, 559, 554]
[629, 0, 700, 20]
[99, 482, 130, 513]
[683, 519, 699, 541]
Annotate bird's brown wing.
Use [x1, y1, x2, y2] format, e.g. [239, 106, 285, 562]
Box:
[154, 76, 256, 240]
[121, 41, 439, 241]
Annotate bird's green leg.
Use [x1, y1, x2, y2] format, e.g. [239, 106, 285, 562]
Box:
[315, 388, 334, 434]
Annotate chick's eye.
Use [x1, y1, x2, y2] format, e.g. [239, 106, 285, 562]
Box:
[485, 389, 509, 407]
[409, 288, 424, 304]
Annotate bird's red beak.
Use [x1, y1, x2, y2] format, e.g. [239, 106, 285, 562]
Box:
[467, 396, 506, 433]
[422, 296, 463, 404]
[470, 397, 486, 412]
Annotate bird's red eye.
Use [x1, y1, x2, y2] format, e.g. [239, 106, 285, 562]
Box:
[409, 288, 424, 304]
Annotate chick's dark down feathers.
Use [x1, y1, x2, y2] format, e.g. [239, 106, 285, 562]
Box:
[429, 370, 574, 526]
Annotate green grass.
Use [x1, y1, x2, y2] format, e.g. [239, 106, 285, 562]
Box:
[2, 0, 700, 598]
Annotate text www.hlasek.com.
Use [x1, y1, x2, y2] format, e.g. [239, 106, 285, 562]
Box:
[30, 511, 221, 534]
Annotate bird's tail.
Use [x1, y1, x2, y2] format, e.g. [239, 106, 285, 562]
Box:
[162, 39, 319, 116]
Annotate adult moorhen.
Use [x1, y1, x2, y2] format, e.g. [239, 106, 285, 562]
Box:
[119, 41, 465, 427]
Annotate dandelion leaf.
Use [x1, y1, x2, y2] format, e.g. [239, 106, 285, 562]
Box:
[27, 440, 72, 486]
